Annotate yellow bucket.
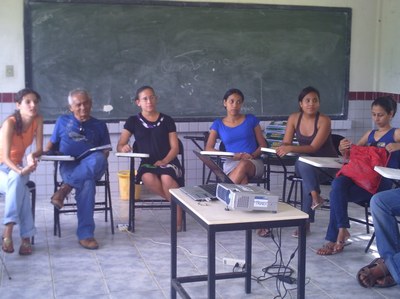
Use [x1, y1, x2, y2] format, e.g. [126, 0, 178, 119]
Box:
[117, 170, 141, 200]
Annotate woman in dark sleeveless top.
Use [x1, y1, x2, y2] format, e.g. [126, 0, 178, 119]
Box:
[317, 96, 400, 255]
[276, 86, 337, 236]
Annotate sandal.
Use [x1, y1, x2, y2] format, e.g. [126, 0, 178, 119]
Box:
[332, 240, 346, 254]
[375, 274, 397, 288]
[357, 258, 396, 288]
[311, 196, 325, 210]
[2, 237, 14, 253]
[257, 228, 271, 238]
[19, 239, 33, 256]
[316, 242, 335, 255]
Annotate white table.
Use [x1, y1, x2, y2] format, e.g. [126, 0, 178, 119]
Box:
[169, 188, 308, 299]
[115, 152, 149, 231]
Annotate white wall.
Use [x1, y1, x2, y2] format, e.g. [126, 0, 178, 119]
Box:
[0, 0, 23, 91]
[377, 0, 400, 93]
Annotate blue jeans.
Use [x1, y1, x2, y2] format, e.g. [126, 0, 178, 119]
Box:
[295, 160, 335, 222]
[370, 189, 400, 284]
[60, 152, 107, 240]
[0, 164, 36, 238]
[325, 175, 372, 242]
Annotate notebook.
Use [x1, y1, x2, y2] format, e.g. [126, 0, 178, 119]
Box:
[180, 150, 234, 201]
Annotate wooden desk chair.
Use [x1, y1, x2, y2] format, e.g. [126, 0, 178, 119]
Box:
[132, 138, 186, 231]
[52, 160, 114, 237]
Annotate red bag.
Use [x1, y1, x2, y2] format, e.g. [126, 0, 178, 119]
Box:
[336, 145, 389, 194]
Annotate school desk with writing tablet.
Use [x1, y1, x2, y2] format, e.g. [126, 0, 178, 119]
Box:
[40, 155, 75, 162]
[200, 151, 235, 157]
[25, 1, 351, 122]
[374, 166, 400, 180]
[260, 147, 296, 156]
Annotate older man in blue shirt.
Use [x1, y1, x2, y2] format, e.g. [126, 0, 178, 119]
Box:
[45, 88, 110, 250]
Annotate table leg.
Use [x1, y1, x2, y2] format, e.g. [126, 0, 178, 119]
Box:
[171, 198, 178, 299]
[128, 157, 135, 232]
[208, 228, 216, 299]
[297, 220, 306, 299]
[245, 229, 252, 293]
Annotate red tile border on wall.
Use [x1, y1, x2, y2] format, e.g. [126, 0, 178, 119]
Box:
[1, 91, 399, 103]
[0, 93, 15, 103]
[348, 91, 399, 102]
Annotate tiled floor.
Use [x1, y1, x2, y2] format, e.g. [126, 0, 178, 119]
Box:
[0, 185, 399, 299]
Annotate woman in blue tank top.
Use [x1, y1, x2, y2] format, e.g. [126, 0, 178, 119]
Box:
[317, 96, 400, 256]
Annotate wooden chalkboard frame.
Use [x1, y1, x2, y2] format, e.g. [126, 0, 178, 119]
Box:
[25, 0, 351, 123]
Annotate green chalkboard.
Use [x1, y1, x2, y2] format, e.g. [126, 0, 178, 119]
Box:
[25, 0, 351, 122]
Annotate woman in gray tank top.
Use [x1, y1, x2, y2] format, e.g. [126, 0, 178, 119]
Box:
[275, 86, 337, 236]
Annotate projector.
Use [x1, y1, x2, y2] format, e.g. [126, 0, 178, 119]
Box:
[216, 183, 279, 212]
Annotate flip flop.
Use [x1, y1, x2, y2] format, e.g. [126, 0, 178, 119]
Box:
[1, 237, 14, 254]
[311, 197, 325, 210]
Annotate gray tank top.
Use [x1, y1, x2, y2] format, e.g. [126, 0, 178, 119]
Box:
[295, 112, 337, 157]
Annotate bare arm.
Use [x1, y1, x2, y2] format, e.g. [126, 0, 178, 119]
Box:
[356, 130, 371, 146]
[31, 115, 43, 158]
[281, 113, 297, 146]
[385, 128, 400, 153]
[44, 140, 54, 152]
[275, 113, 297, 157]
[26, 115, 44, 171]
[205, 129, 219, 151]
[1, 118, 21, 174]
[154, 132, 179, 166]
[338, 129, 371, 155]
[252, 124, 267, 158]
[117, 129, 133, 153]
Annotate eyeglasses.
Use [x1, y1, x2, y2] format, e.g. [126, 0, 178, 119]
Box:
[139, 95, 157, 102]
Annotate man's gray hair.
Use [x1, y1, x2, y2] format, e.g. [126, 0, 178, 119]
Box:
[68, 88, 92, 105]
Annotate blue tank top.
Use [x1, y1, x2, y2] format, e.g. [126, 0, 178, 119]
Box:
[367, 128, 400, 169]
[367, 128, 400, 191]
